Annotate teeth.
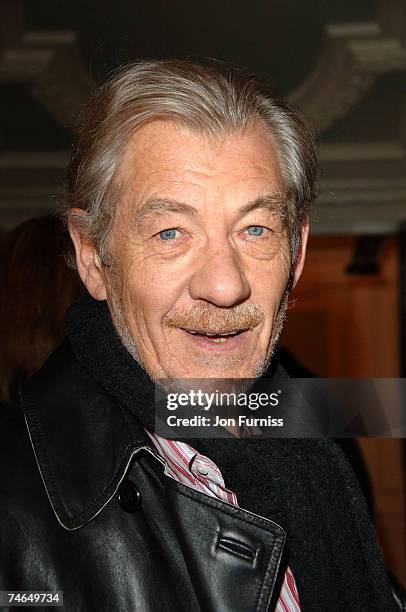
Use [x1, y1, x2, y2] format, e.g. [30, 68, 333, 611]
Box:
[212, 337, 227, 343]
[185, 329, 239, 336]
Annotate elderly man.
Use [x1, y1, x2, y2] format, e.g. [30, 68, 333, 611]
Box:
[0, 60, 402, 612]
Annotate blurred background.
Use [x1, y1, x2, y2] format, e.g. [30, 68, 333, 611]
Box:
[0, 0, 405, 585]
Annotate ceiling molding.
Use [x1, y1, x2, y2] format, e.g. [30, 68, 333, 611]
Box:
[318, 141, 406, 183]
[0, 2, 94, 130]
[313, 187, 406, 236]
[319, 141, 405, 162]
[0, 150, 69, 169]
[290, 0, 406, 131]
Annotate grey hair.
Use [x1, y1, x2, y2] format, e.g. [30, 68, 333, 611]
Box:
[61, 59, 318, 268]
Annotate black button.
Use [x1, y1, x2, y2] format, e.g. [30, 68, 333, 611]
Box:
[117, 480, 141, 513]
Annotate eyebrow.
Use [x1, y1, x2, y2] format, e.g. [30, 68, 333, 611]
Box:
[133, 192, 287, 227]
[238, 192, 287, 217]
[133, 198, 198, 227]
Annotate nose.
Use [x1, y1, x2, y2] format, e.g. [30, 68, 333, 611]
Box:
[188, 238, 251, 307]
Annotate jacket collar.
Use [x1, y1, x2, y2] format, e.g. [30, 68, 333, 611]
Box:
[20, 338, 161, 530]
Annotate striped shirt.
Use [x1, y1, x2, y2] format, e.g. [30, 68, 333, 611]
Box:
[146, 430, 301, 612]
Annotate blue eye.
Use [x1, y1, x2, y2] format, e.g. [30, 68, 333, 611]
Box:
[159, 229, 177, 240]
[247, 226, 264, 236]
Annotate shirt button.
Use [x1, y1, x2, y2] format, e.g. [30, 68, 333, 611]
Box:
[194, 461, 210, 476]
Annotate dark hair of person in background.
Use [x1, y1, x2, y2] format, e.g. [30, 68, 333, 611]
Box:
[0, 214, 80, 404]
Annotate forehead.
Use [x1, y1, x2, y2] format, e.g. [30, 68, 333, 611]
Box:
[115, 120, 283, 204]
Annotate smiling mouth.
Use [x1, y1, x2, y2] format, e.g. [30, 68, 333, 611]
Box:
[181, 328, 246, 344]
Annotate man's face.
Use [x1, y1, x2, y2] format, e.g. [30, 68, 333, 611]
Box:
[77, 121, 308, 380]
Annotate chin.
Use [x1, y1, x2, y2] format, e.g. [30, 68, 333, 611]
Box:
[163, 353, 268, 381]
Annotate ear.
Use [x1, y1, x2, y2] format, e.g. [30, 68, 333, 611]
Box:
[291, 220, 309, 290]
[68, 209, 107, 301]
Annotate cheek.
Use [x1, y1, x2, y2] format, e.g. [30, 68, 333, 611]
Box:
[117, 254, 187, 326]
[248, 248, 291, 309]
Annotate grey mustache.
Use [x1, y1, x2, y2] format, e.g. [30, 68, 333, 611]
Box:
[163, 303, 265, 333]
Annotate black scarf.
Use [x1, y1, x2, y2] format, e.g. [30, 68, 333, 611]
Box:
[66, 291, 396, 612]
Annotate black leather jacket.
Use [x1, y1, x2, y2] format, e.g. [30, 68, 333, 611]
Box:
[1, 341, 404, 611]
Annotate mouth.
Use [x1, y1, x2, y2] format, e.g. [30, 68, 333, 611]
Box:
[182, 328, 245, 343]
[176, 327, 250, 351]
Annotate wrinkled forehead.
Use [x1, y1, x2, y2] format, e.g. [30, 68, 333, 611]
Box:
[113, 119, 284, 206]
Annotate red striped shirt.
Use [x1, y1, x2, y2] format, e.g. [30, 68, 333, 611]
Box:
[146, 430, 301, 611]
